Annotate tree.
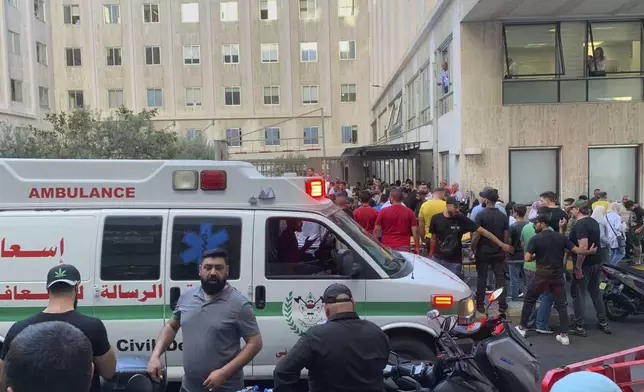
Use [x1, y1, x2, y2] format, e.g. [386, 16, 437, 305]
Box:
[0, 107, 222, 160]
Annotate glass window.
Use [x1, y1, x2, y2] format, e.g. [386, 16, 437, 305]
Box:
[303, 126, 319, 145]
[259, 0, 277, 20]
[65, 48, 82, 66]
[341, 125, 357, 144]
[265, 127, 280, 145]
[107, 47, 122, 66]
[340, 83, 357, 102]
[103, 4, 120, 24]
[101, 216, 162, 281]
[339, 40, 356, 60]
[143, 4, 160, 23]
[509, 149, 559, 205]
[587, 21, 643, 76]
[183, 45, 200, 65]
[7, 0, 18, 8]
[302, 85, 318, 104]
[10, 80, 22, 102]
[187, 128, 202, 140]
[181, 3, 199, 23]
[589, 146, 638, 201]
[39, 86, 49, 108]
[226, 128, 242, 146]
[146, 88, 163, 107]
[186, 87, 202, 107]
[224, 87, 241, 105]
[560, 22, 586, 78]
[338, 0, 355, 17]
[108, 89, 124, 108]
[34, 0, 45, 20]
[68, 90, 84, 109]
[261, 43, 278, 63]
[145, 46, 161, 65]
[8, 31, 20, 55]
[503, 24, 561, 78]
[440, 152, 449, 183]
[63, 5, 80, 24]
[299, 0, 317, 19]
[223, 44, 240, 64]
[263, 86, 280, 105]
[300, 42, 317, 62]
[36, 42, 48, 65]
[221, 1, 238, 22]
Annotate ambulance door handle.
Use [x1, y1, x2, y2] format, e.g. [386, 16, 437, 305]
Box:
[255, 285, 266, 310]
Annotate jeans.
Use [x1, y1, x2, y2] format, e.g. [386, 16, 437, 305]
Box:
[571, 263, 607, 327]
[475, 253, 508, 312]
[632, 232, 643, 264]
[524, 269, 553, 330]
[610, 247, 626, 265]
[520, 272, 569, 333]
[509, 262, 525, 300]
[599, 247, 611, 265]
[437, 259, 463, 279]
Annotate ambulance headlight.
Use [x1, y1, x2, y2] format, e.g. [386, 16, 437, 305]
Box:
[457, 295, 475, 325]
[173, 170, 199, 191]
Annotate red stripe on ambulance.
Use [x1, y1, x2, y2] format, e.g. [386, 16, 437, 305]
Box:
[28, 187, 136, 199]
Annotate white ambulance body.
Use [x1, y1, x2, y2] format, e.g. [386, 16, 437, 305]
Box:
[0, 159, 474, 381]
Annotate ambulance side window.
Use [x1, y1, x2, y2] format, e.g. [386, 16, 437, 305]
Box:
[170, 216, 242, 280]
[100, 216, 162, 281]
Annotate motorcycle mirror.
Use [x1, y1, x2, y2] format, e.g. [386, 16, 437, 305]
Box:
[489, 288, 504, 302]
[427, 309, 440, 320]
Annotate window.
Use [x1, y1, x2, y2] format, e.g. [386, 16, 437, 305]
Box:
[186, 128, 202, 140]
[264, 127, 280, 145]
[224, 87, 241, 106]
[302, 85, 318, 104]
[65, 48, 82, 66]
[170, 216, 242, 281]
[183, 45, 200, 65]
[39, 86, 49, 108]
[261, 43, 278, 63]
[341, 125, 358, 144]
[34, 0, 45, 20]
[226, 128, 242, 146]
[7, 0, 17, 8]
[101, 216, 162, 281]
[103, 5, 120, 24]
[222, 44, 239, 64]
[338, 0, 355, 17]
[185, 87, 202, 107]
[589, 146, 639, 201]
[263, 86, 280, 105]
[145, 46, 161, 65]
[181, 3, 199, 23]
[303, 126, 319, 145]
[440, 152, 450, 183]
[220, 1, 238, 22]
[299, 0, 316, 19]
[509, 149, 559, 205]
[259, 0, 277, 20]
[587, 21, 643, 75]
[300, 42, 317, 62]
[339, 40, 356, 60]
[503, 24, 561, 78]
[108, 89, 124, 108]
[8, 31, 20, 55]
[146, 88, 163, 107]
[68, 90, 84, 109]
[10, 80, 22, 102]
[106, 47, 122, 66]
[36, 42, 47, 65]
[143, 4, 159, 23]
[63, 5, 80, 24]
[340, 83, 357, 102]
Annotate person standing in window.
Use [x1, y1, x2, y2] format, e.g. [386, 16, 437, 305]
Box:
[588, 47, 606, 77]
[440, 61, 449, 94]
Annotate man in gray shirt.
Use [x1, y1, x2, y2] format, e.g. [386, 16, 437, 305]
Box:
[147, 248, 263, 392]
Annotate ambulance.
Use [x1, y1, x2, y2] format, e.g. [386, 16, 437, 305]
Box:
[0, 159, 474, 381]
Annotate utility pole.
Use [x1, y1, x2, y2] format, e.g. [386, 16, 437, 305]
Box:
[432, 57, 439, 189]
[320, 107, 327, 176]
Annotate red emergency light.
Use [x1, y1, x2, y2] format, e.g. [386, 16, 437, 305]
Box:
[201, 170, 227, 191]
[432, 295, 454, 308]
[305, 179, 326, 199]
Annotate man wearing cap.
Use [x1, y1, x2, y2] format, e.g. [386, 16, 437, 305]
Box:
[0, 264, 116, 392]
[273, 283, 389, 392]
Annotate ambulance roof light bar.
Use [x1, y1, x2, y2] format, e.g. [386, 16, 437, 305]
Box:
[172, 170, 227, 191]
[305, 179, 325, 199]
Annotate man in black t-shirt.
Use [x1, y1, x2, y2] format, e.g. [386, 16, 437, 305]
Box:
[568, 204, 612, 336]
[429, 197, 511, 280]
[0, 265, 116, 392]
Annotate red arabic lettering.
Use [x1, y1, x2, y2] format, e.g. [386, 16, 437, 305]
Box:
[0, 285, 84, 301]
[28, 187, 136, 199]
[1, 238, 65, 258]
[100, 284, 163, 302]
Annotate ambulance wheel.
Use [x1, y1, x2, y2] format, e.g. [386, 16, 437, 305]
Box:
[389, 335, 436, 363]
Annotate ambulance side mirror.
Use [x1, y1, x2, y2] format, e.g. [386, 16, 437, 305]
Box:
[169, 287, 181, 311]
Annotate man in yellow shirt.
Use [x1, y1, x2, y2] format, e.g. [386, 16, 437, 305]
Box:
[419, 188, 447, 244]
[591, 191, 609, 212]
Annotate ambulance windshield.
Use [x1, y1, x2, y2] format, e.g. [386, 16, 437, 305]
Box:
[328, 210, 404, 276]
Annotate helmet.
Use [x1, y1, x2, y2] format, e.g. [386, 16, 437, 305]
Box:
[551, 371, 621, 392]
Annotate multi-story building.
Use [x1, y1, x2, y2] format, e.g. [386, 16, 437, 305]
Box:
[366, 0, 644, 204]
[0, 0, 54, 128]
[48, 0, 370, 175]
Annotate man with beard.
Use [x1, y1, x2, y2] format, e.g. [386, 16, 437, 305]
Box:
[147, 248, 262, 392]
[0, 264, 116, 392]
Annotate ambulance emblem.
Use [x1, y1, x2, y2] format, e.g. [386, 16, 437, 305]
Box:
[282, 291, 325, 336]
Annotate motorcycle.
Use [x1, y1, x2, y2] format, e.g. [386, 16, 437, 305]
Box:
[602, 263, 644, 321]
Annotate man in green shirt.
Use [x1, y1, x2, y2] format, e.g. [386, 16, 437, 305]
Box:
[521, 220, 554, 333]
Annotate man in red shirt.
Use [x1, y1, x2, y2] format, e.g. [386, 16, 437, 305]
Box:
[354, 191, 378, 234]
[373, 188, 420, 252]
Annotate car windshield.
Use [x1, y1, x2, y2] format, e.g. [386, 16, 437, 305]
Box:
[327, 209, 405, 276]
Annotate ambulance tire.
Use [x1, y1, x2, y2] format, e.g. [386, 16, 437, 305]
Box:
[389, 335, 436, 362]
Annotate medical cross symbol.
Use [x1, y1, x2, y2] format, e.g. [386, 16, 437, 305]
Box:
[180, 223, 229, 267]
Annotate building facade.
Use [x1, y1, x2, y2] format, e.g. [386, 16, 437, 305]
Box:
[47, 0, 370, 173]
[369, 0, 644, 204]
[0, 0, 54, 128]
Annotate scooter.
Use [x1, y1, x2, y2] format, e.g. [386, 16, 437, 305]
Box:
[602, 263, 644, 321]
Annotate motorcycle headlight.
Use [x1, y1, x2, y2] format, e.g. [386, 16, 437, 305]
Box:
[457, 295, 475, 325]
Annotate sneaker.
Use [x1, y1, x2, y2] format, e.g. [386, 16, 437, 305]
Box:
[556, 334, 570, 345]
[598, 323, 612, 335]
[515, 325, 527, 338]
[536, 328, 554, 334]
[518, 292, 524, 298]
[569, 325, 588, 337]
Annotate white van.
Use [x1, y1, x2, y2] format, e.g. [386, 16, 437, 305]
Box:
[0, 159, 474, 381]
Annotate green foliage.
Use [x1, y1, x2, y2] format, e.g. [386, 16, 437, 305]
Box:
[0, 107, 222, 160]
